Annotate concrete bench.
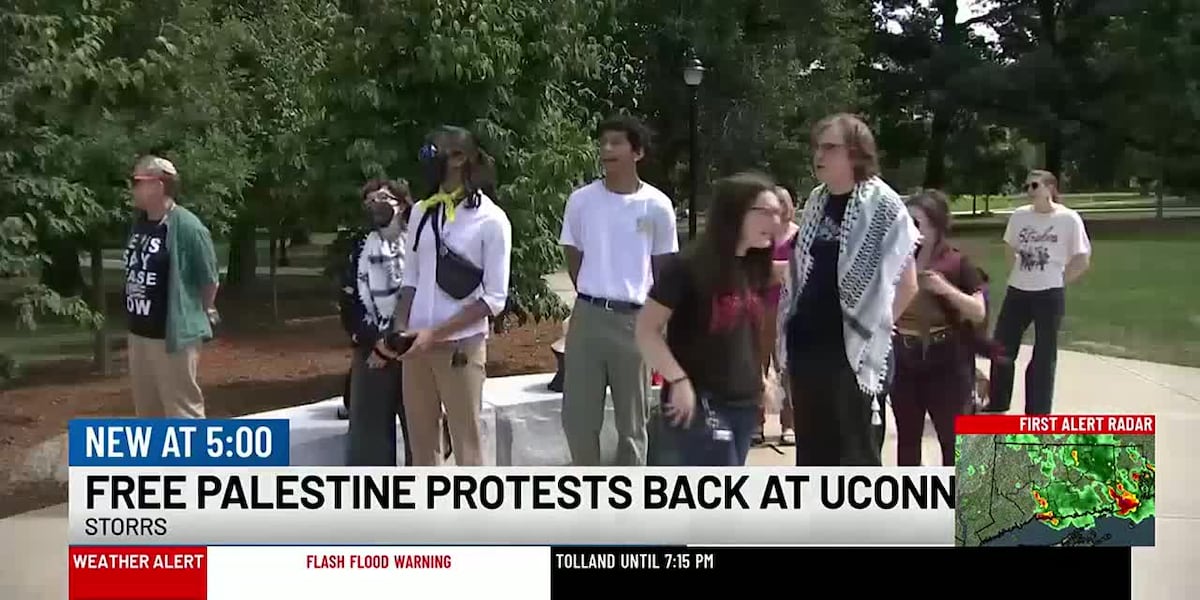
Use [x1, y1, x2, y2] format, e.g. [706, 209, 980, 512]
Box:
[241, 373, 646, 467]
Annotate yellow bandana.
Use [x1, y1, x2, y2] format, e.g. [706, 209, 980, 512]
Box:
[417, 187, 465, 222]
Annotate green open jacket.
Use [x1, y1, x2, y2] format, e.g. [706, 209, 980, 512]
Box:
[155, 205, 219, 353]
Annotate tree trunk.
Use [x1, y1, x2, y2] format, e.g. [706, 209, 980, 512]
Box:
[923, 0, 961, 190]
[923, 105, 951, 189]
[1044, 132, 1064, 177]
[41, 238, 85, 297]
[225, 210, 258, 293]
[89, 241, 110, 375]
[269, 220, 280, 323]
[278, 233, 290, 267]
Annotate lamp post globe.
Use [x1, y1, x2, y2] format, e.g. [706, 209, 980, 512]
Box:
[683, 57, 705, 87]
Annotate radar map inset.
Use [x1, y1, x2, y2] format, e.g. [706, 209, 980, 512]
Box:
[956, 431, 1155, 547]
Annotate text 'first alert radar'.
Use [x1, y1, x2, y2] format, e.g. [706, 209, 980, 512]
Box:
[84, 472, 954, 512]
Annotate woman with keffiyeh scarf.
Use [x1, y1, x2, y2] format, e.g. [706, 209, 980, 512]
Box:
[778, 114, 920, 466]
[341, 179, 414, 466]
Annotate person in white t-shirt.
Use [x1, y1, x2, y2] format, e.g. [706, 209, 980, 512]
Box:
[984, 169, 1091, 415]
[376, 126, 513, 466]
[559, 115, 679, 466]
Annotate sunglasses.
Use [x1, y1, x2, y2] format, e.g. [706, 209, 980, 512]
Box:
[1025, 181, 1040, 191]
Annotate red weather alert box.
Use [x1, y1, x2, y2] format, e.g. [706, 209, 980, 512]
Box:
[70, 546, 207, 599]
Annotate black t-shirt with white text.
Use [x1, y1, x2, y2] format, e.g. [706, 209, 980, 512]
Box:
[125, 215, 171, 339]
[787, 192, 850, 360]
[648, 255, 764, 405]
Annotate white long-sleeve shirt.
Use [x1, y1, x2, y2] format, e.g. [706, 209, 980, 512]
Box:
[402, 192, 512, 341]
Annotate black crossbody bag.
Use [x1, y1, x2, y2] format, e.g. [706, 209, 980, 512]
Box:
[412, 204, 485, 300]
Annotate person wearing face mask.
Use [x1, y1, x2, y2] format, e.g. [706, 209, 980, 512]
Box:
[341, 178, 414, 466]
[375, 126, 512, 467]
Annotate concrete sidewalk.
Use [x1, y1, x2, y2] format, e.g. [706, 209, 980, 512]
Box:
[2, 347, 1198, 599]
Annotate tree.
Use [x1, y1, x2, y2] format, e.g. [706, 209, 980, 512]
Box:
[317, 0, 631, 322]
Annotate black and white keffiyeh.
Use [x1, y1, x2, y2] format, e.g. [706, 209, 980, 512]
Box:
[355, 230, 406, 332]
[778, 177, 920, 417]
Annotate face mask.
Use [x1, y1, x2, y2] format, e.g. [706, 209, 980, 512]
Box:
[418, 142, 446, 197]
[366, 202, 396, 228]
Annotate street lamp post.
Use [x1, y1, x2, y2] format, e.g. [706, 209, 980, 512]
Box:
[683, 56, 705, 240]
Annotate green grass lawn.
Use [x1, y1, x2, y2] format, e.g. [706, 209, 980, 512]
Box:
[954, 228, 1200, 368]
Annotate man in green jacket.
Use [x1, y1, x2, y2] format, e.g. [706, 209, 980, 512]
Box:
[124, 156, 220, 418]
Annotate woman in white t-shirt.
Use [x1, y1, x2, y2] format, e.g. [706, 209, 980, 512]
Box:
[984, 170, 1091, 415]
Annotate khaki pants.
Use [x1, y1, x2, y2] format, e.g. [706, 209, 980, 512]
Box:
[562, 300, 649, 466]
[128, 334, 206, 418]
[401, 337, 486, 466]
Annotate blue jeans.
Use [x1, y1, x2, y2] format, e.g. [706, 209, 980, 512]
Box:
[669, 401, 759, 466]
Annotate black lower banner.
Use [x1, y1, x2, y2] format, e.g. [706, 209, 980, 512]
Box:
[550, 546, 1132, 596]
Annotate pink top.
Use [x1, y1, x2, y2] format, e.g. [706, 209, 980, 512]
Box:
[765, 229, 798, 309]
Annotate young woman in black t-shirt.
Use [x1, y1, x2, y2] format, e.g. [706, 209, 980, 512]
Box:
[635, 172, 782, 466]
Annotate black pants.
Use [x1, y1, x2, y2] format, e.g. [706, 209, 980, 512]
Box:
[789, 351, 884, 466]
[347, 346, 412, 466]
[892, 333, 971, 466]
[989, 287, 1065, 415]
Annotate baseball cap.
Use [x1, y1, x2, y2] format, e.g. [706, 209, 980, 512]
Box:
[133, 156, 178, 179]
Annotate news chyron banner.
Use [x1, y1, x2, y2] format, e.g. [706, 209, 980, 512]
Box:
[954, 414, 1156, 547]
[68, 418, 954, 599]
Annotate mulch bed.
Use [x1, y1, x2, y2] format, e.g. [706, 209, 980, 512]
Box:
[0, 316, 561, 518]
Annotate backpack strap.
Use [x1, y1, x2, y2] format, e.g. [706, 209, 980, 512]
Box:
[410, 206, 443, 253]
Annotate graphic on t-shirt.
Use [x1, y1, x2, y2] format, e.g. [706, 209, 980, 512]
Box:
[124, 231, 167, 318]
[814, 213, 842, 242]
[709, 291, 763, 334]
[1015, 225, 1058, 272]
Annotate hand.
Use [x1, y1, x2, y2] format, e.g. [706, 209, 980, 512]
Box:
[400, 329, 437, 358]
[366, 349, 390, 369]
[371, 338, 398, 366]
[918, 270, 955, 296]
[664, 378, 696, 427]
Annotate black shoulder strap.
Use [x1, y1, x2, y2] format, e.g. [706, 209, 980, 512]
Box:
[411, 206, 443, 253]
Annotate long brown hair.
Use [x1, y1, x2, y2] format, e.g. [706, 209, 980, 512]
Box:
[687, 172, 776, 298]
[906, 189, 952, 242]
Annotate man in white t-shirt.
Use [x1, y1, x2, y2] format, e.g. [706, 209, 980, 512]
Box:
[985, 170, 1092, 415]
[559, 115, 679, 465]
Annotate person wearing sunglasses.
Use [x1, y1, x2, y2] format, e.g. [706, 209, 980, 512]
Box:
[892, 190, 986, 466]
[341, 178, 415, 466]
[123, 155, 219, 418]
[375, 126, 511, 466]
[636, 172, 781, 466]
[984, 170, 1091, 415]
[778, 114, 920, 466]
[560, 115, 680, 466]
